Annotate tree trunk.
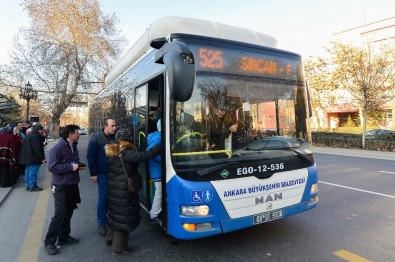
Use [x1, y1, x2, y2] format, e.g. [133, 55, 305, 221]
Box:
[361, 107, 367, 149]
[50, 112, 62, 139]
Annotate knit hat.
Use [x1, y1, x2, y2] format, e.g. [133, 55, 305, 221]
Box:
[33, 124, 44, 131]
[115, 128, 133, 143]
[5, 124, 15, 133]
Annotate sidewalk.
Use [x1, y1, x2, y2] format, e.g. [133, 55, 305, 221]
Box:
[313, 146, 395, 161]
[1, 146, 393, 207]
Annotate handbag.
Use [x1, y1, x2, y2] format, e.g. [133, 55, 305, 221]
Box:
[118, 148, 142, 193]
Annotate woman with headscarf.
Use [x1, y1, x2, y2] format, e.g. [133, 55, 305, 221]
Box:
[104, 128, 160, 256]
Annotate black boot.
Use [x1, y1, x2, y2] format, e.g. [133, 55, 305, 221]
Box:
[45, 244, 59, 255]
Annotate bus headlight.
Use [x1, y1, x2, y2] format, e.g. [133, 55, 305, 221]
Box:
[310, 183, 318, 194]
[181, 205, 209, 216]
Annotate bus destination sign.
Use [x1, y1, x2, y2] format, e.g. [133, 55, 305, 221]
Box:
[194, 46, 299, 80]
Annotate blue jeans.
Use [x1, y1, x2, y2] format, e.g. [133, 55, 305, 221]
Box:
[97, 174, 108, 226]
[25, 165, 40, 189]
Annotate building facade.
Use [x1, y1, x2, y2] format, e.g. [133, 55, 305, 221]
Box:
[328, 17, 395, 130]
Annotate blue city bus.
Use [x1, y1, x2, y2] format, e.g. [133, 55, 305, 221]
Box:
[88, 16, 319, 240]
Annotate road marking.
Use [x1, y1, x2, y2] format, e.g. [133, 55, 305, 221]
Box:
[319, 181, 395, 199]
[334, 250, 371, 262]
[18, 170, 51, 262]
[379, 171, 395, 175]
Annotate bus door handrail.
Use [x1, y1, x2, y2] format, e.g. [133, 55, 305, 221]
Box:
[172, 150, 232, 158]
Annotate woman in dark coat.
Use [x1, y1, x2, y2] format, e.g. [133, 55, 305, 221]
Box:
[104, 128, 160, 255]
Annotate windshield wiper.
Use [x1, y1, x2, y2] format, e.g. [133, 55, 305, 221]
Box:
[195, 149, 312, 176]
[264, 147, 313, 164]
[288, 148, 313, 163]
[197, 160, 241, 176]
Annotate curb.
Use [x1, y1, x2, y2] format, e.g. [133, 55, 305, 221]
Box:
[0, 186, 14, 206]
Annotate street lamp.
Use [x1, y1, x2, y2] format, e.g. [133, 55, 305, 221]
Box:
[19, 82, 38, 121]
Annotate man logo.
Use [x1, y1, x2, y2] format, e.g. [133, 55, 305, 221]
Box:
[266, 203, 273, 210]
[255, 193, 283, 205]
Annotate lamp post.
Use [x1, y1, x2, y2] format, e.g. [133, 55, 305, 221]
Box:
[19, 82, 38, 121]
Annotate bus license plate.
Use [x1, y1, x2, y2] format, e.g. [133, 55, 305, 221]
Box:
[253, 209, 283, 225]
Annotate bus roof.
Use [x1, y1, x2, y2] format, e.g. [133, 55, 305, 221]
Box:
[105, 16, 278, 88]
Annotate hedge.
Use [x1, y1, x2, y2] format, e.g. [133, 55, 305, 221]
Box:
[312, 132, 395, 152]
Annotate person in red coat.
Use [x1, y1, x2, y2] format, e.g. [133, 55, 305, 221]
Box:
[0, 124, 22, 187]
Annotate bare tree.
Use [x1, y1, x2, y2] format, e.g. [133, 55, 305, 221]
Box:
[328, 41, 395, 148]
[0, 0, 125, 137]
[303, 56, 336, 129]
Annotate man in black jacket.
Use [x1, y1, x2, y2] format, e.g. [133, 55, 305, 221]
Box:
[19, 124, 47, 191]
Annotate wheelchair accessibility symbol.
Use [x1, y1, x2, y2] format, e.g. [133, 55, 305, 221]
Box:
[191, 190, 213, 203]
[191, 190, 203, 203]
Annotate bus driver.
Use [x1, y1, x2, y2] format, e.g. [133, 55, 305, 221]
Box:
[203, 88, 243, 151]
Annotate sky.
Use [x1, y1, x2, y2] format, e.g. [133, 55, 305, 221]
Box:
[0, 0, 394, 65]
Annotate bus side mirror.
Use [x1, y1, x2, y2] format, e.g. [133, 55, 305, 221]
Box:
[154, 42, 195, 102]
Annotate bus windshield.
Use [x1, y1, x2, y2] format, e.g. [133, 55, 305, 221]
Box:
[171, 58, 312, 175]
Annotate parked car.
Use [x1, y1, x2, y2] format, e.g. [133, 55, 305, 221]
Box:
[78, 127, 87, 135]
[240, 136, 301, 150]
[232, 136, 310, 158]
[364, 129, 395, 138]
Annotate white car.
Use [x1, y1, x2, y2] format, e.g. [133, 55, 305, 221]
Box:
[78, 128, 87, 135]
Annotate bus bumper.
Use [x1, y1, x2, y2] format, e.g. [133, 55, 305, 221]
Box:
[220, 199, 317, 233]
[166, 165, 318, 240]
